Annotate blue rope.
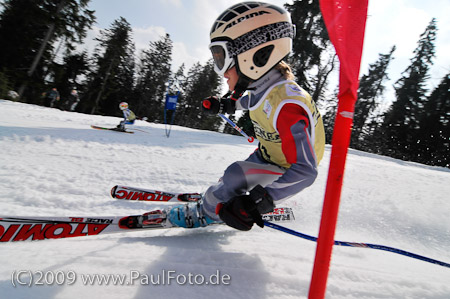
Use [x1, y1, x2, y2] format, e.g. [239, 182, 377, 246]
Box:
[264, 221, 450, 268]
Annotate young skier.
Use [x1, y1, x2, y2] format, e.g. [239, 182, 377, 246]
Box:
[168, 1, 325, 231]
[117, 102, 136, 131]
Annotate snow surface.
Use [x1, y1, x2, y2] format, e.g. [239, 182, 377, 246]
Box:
[0, 99, 449, 299]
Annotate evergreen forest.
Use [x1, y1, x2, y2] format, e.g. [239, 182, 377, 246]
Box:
[0, 0, 448, 168]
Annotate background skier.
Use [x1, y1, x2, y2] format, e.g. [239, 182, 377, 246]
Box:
[43, 87, 60, 108]
[117, 102, 136, 131]
[65, 89, 80, 111]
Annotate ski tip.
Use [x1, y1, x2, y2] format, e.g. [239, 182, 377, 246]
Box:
[111, 185, 118, 198]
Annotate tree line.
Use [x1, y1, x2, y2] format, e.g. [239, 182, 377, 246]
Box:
[0, 0, 448, 168]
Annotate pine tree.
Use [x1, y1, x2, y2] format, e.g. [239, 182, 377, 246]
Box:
[0, 71, 13, 99]
[0, 0, 49, 87]
[170, 64, 187, 96]
[415, 73, 450, 167]
[322, 93, 338, 143]
[236, 111, 255, 138]
[134, 34, 173, 122]
[80, 17, 135, 115]
[380, 19, 437, 161]
[351, 46, 396, 149]
[284, 0, 332, 102]
[51, 51, 89, 108]
[169, 64, 187, 126]
[0, 0, 95, 101]
[106, 40, 136, 116]
[179, 60, 222, 130]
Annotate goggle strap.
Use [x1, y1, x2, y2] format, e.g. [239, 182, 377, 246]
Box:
[227, 22, 294, 57]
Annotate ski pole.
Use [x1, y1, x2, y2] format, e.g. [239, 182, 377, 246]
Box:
[264, 221, 450, 269]
[219, 113, 254, 143]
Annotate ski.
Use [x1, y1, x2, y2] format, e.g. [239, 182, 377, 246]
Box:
[112, 185, 295, 222]
[0, 186, 295, 242]
[262, 207, 295, 222]
[91, 125, 134, 134]
[0, 212, 174, 243]
[128, 128, 151, 134]
[111, 185, 202, 202]
[0, 206, 293, 242]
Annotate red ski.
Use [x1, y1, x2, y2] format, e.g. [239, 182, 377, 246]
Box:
[91, 125, 134, 134]
[111, 185, 202, 202]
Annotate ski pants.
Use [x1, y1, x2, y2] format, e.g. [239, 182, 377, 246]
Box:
[202, 150, 285, 221]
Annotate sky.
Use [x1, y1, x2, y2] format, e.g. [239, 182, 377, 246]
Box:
[82, 0, 450, 103]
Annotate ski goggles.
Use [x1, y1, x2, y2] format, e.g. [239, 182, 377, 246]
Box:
[209, 22, 295, 76]
[209, 41, 235, 76]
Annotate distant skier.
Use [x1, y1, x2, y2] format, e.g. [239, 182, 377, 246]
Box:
[43, 87, 60, 108]
[65, 89, 80, 111]
[167, 2, 326, 231]
[117, 102, 136, 131]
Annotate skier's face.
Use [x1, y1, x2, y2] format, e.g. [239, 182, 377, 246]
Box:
[224, 67, 239, 91]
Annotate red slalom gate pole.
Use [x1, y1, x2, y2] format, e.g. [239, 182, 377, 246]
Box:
[309, 1, 368, 298]
[308, 91, 357, 299]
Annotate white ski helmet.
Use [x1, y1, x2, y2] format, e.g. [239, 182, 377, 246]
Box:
[119, 102, 128, 110]
[209, 2, 295, 82]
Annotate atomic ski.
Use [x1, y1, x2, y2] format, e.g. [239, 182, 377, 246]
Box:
[112, 185, 295, 222]
[0, 210, 176, 243]
[0, 185, 295, 242]
[91, 125, 134, 134]
[0, 205, 294, 242]
[111, 185, 202, 202]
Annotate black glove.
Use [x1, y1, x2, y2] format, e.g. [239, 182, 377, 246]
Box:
[216, 185, 274, 231]
[202, 96, 236, 115]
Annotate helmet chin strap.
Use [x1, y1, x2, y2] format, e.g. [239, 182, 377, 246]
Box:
[220, 61, 253, 102]
[229, 75, 252, 101]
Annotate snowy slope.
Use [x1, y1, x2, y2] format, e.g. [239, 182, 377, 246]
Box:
[0, 99, 449, 299]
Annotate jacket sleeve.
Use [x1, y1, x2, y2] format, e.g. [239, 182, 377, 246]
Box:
[264, 102, 318, 202]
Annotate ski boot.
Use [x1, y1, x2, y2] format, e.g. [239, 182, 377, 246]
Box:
[119, 210, 167, 229]
[115, 121, 126, 132]
[167, 201, 222, 228]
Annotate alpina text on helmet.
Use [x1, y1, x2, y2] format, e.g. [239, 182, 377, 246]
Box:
[222, 10, 270, 33]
